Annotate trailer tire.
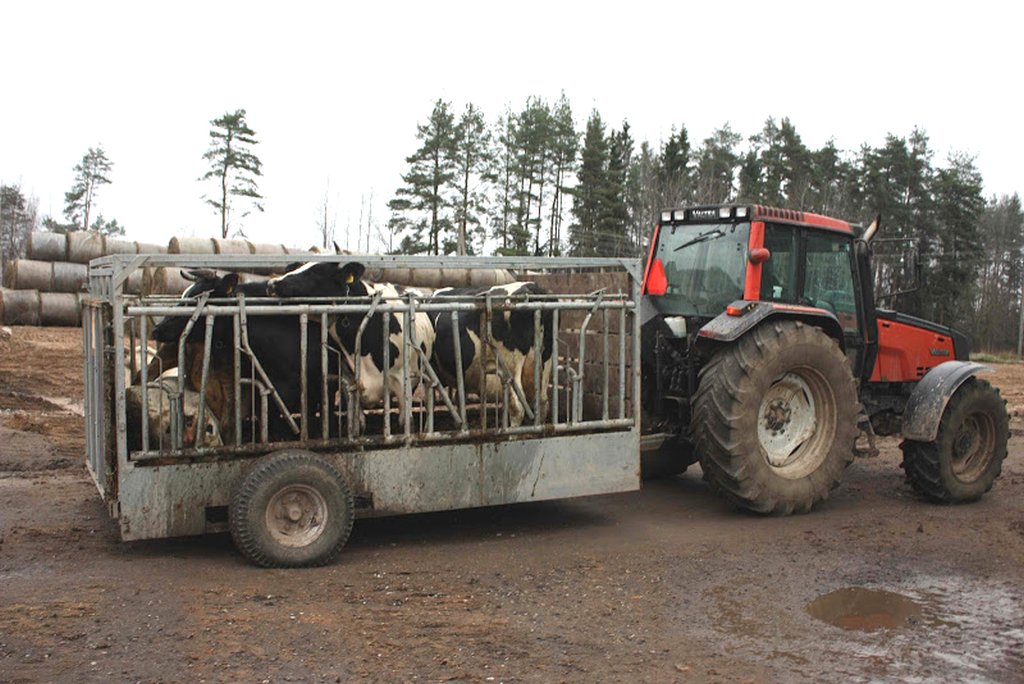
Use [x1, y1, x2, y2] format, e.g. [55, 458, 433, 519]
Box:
[900, 377, 1008, 503]
[230, 450, 354, 568]
[692, 320, 858, 514]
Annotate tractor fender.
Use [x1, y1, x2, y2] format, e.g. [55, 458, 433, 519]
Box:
[901, 361, 993, 442]
[695, 301, 844, 349]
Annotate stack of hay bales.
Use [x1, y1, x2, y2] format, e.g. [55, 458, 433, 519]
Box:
[2, 231, 517, 326]
[1, 231, 167, 326]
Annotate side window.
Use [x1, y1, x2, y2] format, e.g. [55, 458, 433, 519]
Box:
[761, 225, 798, 303]
[804, 234, 858, 333]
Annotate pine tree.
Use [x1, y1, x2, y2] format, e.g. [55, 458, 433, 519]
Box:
[201, 109, 264, 239]
[568, 111, 609, 256]
[387, 100, 457, 255]
[694, 125, 741, 204]
[64, 146, 113, 233]
[600, 123, 633, 256]
[545, 94, 577, 256]
[452, 103, 491, 255]
[1, 184, 38, 276]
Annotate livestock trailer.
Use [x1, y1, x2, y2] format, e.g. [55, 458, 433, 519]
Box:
[83, 255, 642, 566]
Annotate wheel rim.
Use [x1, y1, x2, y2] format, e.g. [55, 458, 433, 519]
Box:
[952, 411, 996, 483]
[757, 369, 836, 479]
[265, 484, 329, 548]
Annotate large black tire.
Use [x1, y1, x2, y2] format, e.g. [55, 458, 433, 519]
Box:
[230, 450, 354, 568]
[900, 377, 1009, 503]
[691, 320, 859, 514]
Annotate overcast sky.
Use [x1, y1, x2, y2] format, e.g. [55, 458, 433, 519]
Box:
[2, 1, 1020, 251]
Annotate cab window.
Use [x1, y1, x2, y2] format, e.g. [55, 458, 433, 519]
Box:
[761, 226, 798, 303]
[804, 233, 858, 333]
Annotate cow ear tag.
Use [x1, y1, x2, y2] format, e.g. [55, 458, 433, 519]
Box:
[345, 273, 355, 284]
[226, 284, 235, 295]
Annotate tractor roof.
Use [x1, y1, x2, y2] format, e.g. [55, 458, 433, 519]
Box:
[660, 204, 863, 236]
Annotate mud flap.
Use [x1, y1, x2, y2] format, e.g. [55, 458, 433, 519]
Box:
[901, 361, 993, 442]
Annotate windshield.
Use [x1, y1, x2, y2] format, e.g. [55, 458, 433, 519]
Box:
[650, 221, 750, 316]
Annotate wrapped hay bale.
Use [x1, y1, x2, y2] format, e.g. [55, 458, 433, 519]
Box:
[136, 241, 167, 254]
[104, 237, 139, 256]
[6, 260, 87, 293]
[51, 262, 88, 292]
[0, 289, 41, 325]
[67, 231, 107, 263]
[39, 292, 82, 326]
[212, 238, 254, 255]
[5, 259, 51, 290]
[27, 231, 68, 262]
[168, 237, 217, 254]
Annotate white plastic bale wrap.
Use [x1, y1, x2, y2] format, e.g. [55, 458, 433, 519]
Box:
[5, 259, 50, 290]
[104, 238, 139, 256]
[26, 231, 68, 262]
[136, 241, 167, 254]
[39, 292, 82, 326]
[168, 237, 217, 254]
[51, 262, 89, 292]
[67, 231, 107, 264]
[0, 289, 41, 325]
[212, 238, 254, 255]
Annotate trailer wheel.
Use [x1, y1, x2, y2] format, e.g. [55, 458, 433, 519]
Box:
[900, 378, 1008, 502]
[230, 450, 354, 568]
[692, 321, 858, 514]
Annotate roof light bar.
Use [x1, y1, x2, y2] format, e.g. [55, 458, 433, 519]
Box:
[661, 210, 672, 223]
[719, 207, 732, 219]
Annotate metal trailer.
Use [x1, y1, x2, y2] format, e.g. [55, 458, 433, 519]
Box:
[83, 254, 642, 566]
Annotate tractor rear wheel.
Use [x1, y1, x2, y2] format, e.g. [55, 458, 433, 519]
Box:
[692, 321, 859, 514]
[900, 377, 1008, 502]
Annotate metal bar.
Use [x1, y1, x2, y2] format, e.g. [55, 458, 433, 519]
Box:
[195, 315, 215, 448]
[352, 291, 385, 438]
[321, 314, 329, 442]
[126, 299, 636, 319]
[233, 312, 242, 448]
[603, 308, 610, 421]
[451, 310, 467, 431]
[382, 310, 391, 440]
[533, 309, 542, 426]
[300, 313, 309, 442]
[620, 306, 627, 420]
[575, 295, 601, 424]
[631, 276, 642, 428]
[551, 308, 559, 426]
[402, 297, 412, 439]
[480, 297, 489, 431]
[139, 313, 149, 452]
[238, 293, 300, 436]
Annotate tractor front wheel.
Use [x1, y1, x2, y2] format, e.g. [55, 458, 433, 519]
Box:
[900, 377, 1008, 502]
[692, 321, 859, 514]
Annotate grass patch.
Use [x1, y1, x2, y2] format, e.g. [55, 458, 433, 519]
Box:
[971, 352, 1021, 364]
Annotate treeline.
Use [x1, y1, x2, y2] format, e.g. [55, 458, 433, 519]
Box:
[386, 98, 1023, 351]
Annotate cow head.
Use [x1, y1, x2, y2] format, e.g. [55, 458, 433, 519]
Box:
[152, 271, 241, 344]
[266, 261, 367, 298]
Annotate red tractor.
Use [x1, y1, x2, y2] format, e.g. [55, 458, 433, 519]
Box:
[640, 204, 1009, 513]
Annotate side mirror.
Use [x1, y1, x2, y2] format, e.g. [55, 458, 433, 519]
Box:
[749, 248, 771, 264]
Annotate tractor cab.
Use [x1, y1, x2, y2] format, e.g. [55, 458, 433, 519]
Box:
[642, 204, 966, 383]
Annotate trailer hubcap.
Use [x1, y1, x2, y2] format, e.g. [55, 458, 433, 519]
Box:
[758, 372, 821, 473]
[266, 485, 328, 548]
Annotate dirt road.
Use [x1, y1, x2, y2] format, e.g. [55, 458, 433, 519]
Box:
[2, 328, 1022, 682]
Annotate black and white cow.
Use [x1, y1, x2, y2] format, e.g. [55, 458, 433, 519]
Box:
[266, 261, 435, 416]
[431, 282, 554, 427]
[151, 271, 333, 442]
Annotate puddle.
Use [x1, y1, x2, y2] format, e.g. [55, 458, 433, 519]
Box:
[806, 587, 928, 631]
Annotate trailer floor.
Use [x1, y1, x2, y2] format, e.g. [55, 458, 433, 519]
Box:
[2, 327, 1023, 683]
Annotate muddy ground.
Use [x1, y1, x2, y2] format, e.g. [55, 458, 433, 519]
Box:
[1, 327, 1022, 683]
